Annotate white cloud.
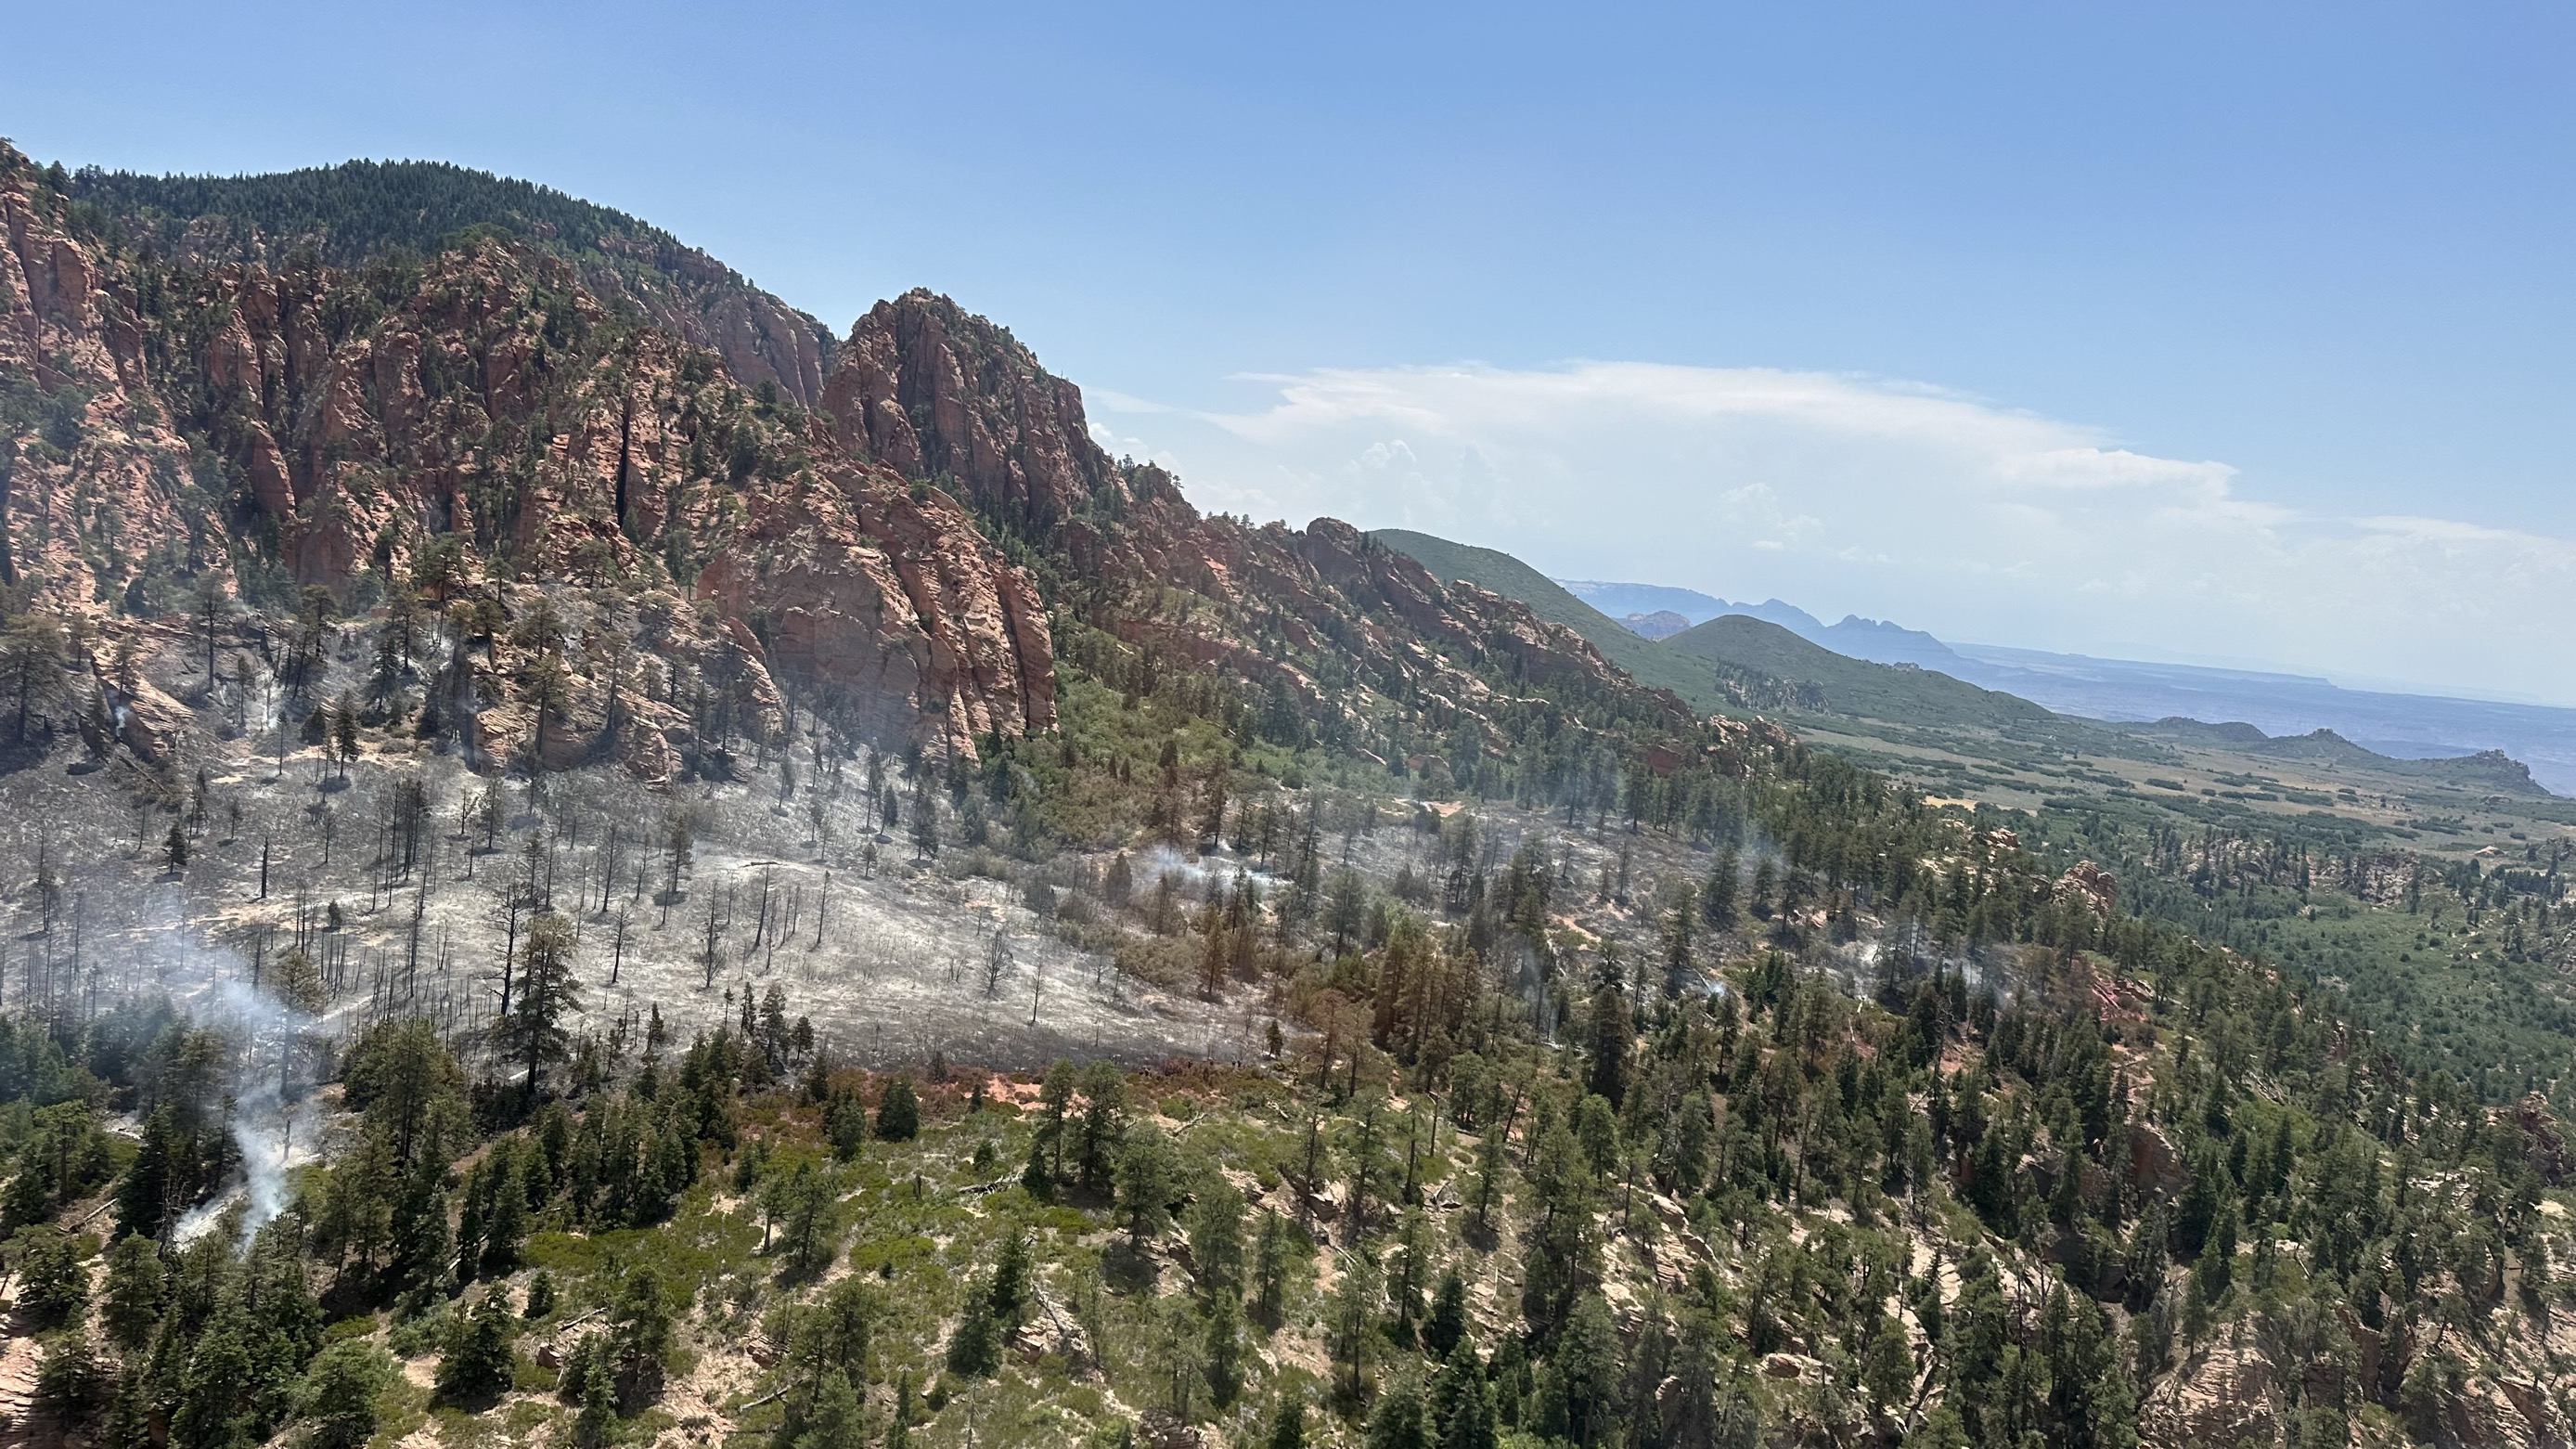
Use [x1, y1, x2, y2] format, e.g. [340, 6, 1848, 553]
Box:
[1102, 360, 2576, 702]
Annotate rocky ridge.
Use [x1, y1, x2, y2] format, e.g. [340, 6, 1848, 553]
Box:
[59, 156, 839, 407]
[823, 289, 1693, 770]
[0, 146, 1050, 767]
[1, 146, 1688, 780]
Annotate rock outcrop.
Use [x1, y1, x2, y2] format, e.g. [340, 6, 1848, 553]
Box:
[582, 233, 834, 408]
[819, 291, 1689, 759]
[0, 144, 1687, 775]
[0, 146, 1049, 765]
[697, 468, 1054, 761]
[0, 155, 215, 603]
[824, 289, 1121, 525]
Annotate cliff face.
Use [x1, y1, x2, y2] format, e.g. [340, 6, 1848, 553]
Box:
[823, 289, 1120, 526]
[180, 239, 707, 591]
[196, 239, 1050, 763]
[0, 148, 1048, 765]
[822, 291, 1691, 757]
[1, 145, 1684, 777]
[694, 468, 1054, 759]
[0, 162, 212, 602]
[573, 232, 833, 408]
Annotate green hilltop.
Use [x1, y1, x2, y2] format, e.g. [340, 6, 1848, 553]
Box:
[1372, 526, 2066, 735]
[1366, 528, 1718, 705]
[63, 158, 683, 267]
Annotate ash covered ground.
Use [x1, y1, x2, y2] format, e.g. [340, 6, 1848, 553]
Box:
[0, 618, 1758, 1087]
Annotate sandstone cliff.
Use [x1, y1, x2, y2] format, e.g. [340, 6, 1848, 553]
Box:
[61, 157, 839, 407]
[821, 290, 1691, 770]
[0, 153, 217, 603]
[2, 143, 1692, 781]
[0, 146, 1047, 766]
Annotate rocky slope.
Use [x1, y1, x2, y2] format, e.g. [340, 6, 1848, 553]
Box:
[0, 146, 1050, 766]
[60, 157, 837, 406]
[1, 145, 1689, 778]
[0, 150, 207, 600]
[824, 288, 1694, 770]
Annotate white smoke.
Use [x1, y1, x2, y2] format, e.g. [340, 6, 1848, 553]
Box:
[1140, 843, 1280, 895]
[168, 976, 328, 1248]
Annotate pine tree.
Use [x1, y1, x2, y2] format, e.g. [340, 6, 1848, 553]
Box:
[610, 1265, 674, 1408]
[1253, 1209, 1292, 1325]
[1117, 1122, 1179, 1248]
[1662, 885, 1697, 996]
[791, 1368, 866, 1449]
[0, 613, 63, 744]
[1456, 1121, 1500, 1239]
[573, 1350, 620, 1449]
[11, 1226, 86, 1326]
[1430, 1342, 1498, 1449]
[1861, 1316, 1914, 1416]
[297, 1339, 395, 1449]
[874, 1076, 919, 1141]
[1204, 1293, 1245, 1407]
[478, 1152, 528, 1278]
[1423, 1269, 1470, 1360]
[986, 1228, 1032, 1332]
[501, 912, 581, 1106]
[1586, 965, 1630, 1104]
[521, 650, 572, 762]
[1538, 1293, 1622, 1446]
[389, 1161, 454, 1299]
[100, 1234, 164, 1351]
[1328, 1253, 1379, 1401]
[333, 692, 361, 778]
[33, 1334, 107, 1427]
[114, 1106, 174, 1239]
[1186, 1170, 1246, 1300]
[1, 1152, 53, 1231]
[434, 1296, 518, 1406]
[944, 1294, 1002, 1378]
[1703, 846, 1739, 925]
[1077, 1060, 1126, 1191]
[1366, 1373, 1427, 1449]
[1038, 1058, 1077, 1179]
[766, 1160, 841, 1280]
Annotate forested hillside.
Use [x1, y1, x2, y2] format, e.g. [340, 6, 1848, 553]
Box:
[3, 142, 2576, 1449]
[1364, 530, 1715, 706]
[57, 156, 838, 407]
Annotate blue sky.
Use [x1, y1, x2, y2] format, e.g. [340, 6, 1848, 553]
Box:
[16, 3, 2576, 698]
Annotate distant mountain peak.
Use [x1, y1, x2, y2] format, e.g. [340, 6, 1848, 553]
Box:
[1620, 609, 1692, 640]
[1556, 578, 1730, 624]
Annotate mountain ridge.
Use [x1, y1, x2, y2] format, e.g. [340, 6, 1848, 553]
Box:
[1, 142, 1688, 782]
[1558, 576, 1975, 670]
[1388, 536, 2079, 735]
[59, 155, 840, 407]
[1364, 529, 1719, 706]
[11, 142, 2576, 1449]
[1550, 569, 2576, 793]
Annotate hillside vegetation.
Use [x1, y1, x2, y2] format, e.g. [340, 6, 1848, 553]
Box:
[1372, 530, 2099, 740]
[6, 144, 2576, 1449]
[1365, 530, 1717, 706]
[1656, 616, 2056, 733]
